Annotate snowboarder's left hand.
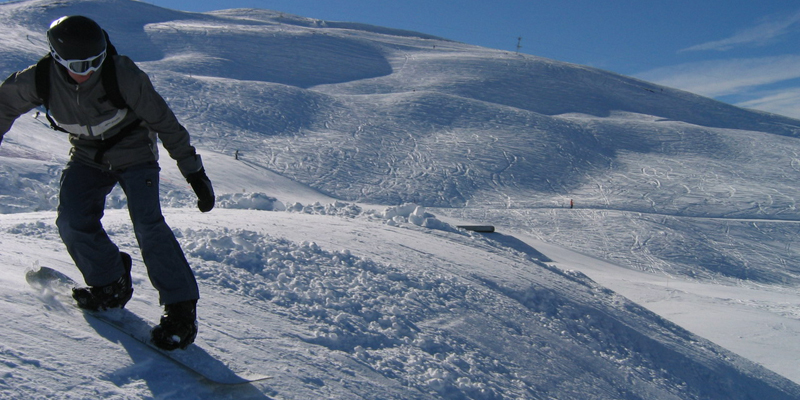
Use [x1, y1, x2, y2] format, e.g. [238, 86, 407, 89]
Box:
[187, 168, 215, 212]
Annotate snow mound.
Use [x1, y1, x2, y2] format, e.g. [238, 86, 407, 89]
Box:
[179, 227, 503, 396]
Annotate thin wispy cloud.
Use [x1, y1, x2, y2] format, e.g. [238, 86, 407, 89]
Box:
[681, 9, 800, 52]
[637, 55, 800, 119]
[737, 88, 800, 119]
[637, 55, 800, 97]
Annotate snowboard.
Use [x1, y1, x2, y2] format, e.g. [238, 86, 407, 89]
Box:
[25, 266, 272, 385]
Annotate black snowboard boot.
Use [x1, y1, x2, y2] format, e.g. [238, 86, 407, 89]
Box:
[72, 252, 134, 311]
[151, 299, 198, 351]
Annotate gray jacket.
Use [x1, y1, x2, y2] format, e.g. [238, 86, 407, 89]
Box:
[0, 55, 202, 176]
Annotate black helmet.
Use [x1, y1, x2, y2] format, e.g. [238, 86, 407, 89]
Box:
[47, 16, 107, 75]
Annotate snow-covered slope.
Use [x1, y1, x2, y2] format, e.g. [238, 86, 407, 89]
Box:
[1, 0, 800, 399]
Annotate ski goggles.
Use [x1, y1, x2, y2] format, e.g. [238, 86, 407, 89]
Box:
[50, 47, 107, 76]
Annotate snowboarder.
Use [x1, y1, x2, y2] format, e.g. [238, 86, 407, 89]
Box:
[0, 16, 215, 350]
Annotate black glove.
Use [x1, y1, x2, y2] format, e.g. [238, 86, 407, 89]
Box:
[186, 168, 215, 212]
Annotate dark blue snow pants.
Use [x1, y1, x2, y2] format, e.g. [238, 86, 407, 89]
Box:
[56, 161, 199, 305]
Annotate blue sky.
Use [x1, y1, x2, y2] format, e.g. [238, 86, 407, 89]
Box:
[39, 1, 800, 119]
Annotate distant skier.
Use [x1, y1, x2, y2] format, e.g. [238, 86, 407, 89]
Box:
[0, 16, 215, 350]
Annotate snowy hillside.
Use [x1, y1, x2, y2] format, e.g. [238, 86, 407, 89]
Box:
[2, 0, 800, 399]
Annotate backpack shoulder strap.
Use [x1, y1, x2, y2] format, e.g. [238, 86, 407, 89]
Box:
[101, 55, 127, 109]
[103, 30, 118, 57]
[100, 30, 127, 110]
[34, 54, 52, 110]
[34, 54, 70, 133]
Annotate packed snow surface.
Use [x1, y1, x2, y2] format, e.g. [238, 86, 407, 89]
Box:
[1, 0, 800, 399]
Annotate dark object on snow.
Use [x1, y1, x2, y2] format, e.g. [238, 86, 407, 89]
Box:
[457, 225, 495, 233]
